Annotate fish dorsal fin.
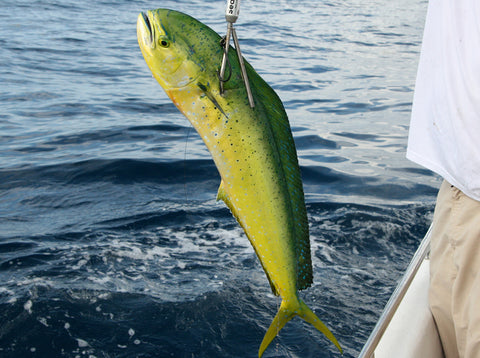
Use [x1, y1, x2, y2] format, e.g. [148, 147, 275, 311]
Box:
[244, 62, 313, 291]
[217, 180, 279, 296]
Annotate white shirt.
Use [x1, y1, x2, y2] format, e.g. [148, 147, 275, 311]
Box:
[407, 0, 480, 201]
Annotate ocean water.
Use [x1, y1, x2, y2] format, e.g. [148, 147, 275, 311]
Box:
[0, 0, 434, 357]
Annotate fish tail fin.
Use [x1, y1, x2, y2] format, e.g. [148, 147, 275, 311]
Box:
[258, 300, 293, 358]
[258, 298, 342, 358]
[297, 299, 343, 354]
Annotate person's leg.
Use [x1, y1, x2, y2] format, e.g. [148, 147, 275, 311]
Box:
[450, 185, 480, 358]
[429, 180, 459, 358]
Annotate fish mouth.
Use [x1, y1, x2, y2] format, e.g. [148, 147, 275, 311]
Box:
[138, 12, 154, 46]
[141, 12, 152, 34]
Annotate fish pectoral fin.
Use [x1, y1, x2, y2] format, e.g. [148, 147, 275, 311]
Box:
[216, 180, 237, 219]
[197, 82, 228, 118]
[258, 298, 342, 358]
[216, 180, 227, 202]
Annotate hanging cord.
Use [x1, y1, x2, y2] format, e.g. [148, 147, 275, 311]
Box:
[218, 0, 255, 108]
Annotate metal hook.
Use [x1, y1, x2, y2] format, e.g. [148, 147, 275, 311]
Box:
[219, 30, 232, 94]
[219, 37, 232, 85]
[218, 0, 255, 108]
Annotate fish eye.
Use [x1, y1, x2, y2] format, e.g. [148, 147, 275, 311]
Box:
[158, 37, 170, 48]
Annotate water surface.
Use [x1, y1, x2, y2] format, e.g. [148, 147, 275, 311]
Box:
[0, 0, 434, 357]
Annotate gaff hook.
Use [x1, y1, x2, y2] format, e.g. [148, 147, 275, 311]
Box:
[218, 0, 255, 108]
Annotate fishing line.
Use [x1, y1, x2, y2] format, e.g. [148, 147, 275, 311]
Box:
[183, 124, 192, 203]
[275, 294, 281, 355]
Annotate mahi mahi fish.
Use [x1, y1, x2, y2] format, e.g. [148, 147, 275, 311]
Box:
[137, 9, 342, 357]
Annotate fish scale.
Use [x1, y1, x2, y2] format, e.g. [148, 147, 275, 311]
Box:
[137, 8, 341, 357]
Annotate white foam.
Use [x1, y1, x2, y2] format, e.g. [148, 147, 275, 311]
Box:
[38, 317, 49, 327]
[76, 338, 89, 348]
[24, 300, 33, 314]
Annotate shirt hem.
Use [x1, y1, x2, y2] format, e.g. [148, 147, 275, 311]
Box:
[406, 150, 480, 202]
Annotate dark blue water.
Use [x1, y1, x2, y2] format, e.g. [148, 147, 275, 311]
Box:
[0, 0, 434, 357]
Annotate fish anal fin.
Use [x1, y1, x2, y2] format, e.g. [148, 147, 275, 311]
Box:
[263, 270, 279, 296]
[216, 180, 278, 296]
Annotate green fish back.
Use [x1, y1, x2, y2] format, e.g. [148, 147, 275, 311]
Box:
[245, 62, 313, 290]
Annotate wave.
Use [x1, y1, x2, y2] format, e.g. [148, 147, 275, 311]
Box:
[0, 198, 432, 357]
[0, 0, 432, 356]
[0, 158, 217, 188]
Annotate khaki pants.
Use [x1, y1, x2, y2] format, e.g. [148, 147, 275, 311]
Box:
[429, 180, 480, 358]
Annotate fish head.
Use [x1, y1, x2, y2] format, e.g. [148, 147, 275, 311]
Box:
[137, 9, 223, 90]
